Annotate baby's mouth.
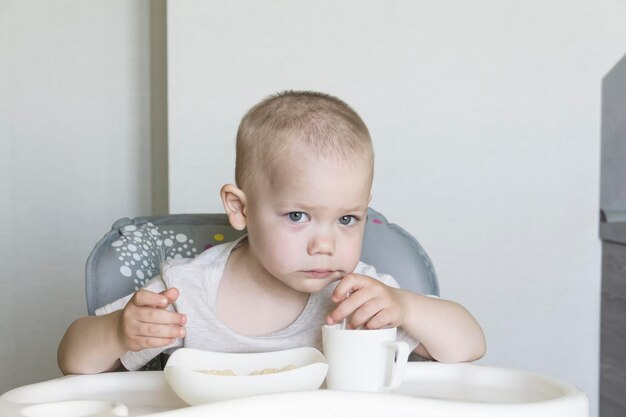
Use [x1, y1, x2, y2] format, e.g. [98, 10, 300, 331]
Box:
[302, 269, 337, 279]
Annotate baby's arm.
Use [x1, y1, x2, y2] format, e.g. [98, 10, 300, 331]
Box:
[326, 274, 485, 363]
[57, 288, 185, 375]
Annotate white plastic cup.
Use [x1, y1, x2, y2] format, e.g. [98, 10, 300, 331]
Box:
[322, 324, 410, 392]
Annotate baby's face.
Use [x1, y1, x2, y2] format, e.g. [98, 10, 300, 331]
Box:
[243, 152, 372, 293]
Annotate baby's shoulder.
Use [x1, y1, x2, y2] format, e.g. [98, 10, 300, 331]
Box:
[353, 261, 399, 288]
[168, 241, 231, 267]
[160, 241, 233, 284]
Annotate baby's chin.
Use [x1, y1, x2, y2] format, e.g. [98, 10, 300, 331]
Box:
[290, 276, 341, 294]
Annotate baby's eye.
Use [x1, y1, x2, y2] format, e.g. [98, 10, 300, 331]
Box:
[287, 212, 310, 223]
[338, 215, 358, 226]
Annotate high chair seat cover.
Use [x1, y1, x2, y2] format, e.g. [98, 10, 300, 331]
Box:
[86, 207, 439, 316]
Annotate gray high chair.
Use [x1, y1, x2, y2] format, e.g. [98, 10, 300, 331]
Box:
[85, 207, 439, 370]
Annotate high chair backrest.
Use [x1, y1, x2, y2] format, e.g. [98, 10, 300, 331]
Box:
[86, 207, 439, 317]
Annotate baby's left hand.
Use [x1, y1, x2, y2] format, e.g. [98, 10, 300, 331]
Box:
[326, 273, 410, 330]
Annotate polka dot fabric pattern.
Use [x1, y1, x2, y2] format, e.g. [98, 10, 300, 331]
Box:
[86, 214, 245, 316]
[112, 222, 201, 291]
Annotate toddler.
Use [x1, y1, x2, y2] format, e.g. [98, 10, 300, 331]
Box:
[58, 91, 485, 374]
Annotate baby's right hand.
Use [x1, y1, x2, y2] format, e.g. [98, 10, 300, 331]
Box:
[117, 287, 186, 352]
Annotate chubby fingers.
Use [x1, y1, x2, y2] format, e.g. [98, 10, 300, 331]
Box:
[135, 304, 186, 326]
[326, 274, 376, 327]
[134, 317, 186, 339]
[330, 273, 369, 304]
[130, 288, 186, 325]
[132, 288, 177, 308]
[349, 298, 395, 330]
[160, 287, 180, 304]
[327, 274, 403, 330]
[123, 322, 184, 351]
[122, 307, 186, 351]
[123, 288, 186, 350]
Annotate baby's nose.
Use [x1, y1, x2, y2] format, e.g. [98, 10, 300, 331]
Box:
[307, 233, 335, 256]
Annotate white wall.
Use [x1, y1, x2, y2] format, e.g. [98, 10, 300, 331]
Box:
[167, 2, 626, 416]
[0, 0, 155, 393]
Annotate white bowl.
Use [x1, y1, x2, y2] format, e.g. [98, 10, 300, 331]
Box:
[163, 347, 328, 405]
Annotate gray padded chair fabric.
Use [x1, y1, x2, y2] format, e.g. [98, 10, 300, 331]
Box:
[86, 207, 438, 315]
[362, 209, 439, 297]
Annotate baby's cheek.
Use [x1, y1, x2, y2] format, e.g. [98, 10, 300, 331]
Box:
[266, 236, 300, 269]
[343, 242, 362, 269]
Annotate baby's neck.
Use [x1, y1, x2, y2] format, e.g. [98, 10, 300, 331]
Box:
[215, 242, 309, 336]
[231, 243, 301, 296]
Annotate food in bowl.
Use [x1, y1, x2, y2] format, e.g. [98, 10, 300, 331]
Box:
[197, 364, 297, 376]
[197, 369, 236, 376]
[164, 347, 328, 405]
[249, 364, 297, 375]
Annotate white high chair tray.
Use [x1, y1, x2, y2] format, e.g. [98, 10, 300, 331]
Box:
[0, 371, 184, 417]
[0, 363, 589, 417]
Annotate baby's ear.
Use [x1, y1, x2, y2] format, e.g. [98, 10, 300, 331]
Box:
[220, 184, 247, 231]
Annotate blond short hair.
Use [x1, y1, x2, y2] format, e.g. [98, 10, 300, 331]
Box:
[235, 90, 374, 189]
